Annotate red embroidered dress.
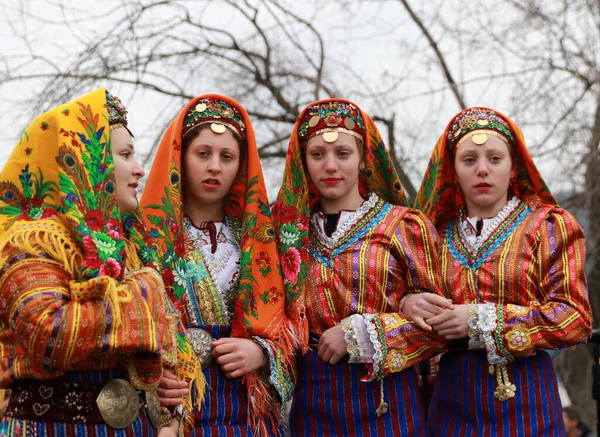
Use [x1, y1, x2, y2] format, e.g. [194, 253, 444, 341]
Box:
[274, 99, 446, 437]
[415, 107, 592, 436]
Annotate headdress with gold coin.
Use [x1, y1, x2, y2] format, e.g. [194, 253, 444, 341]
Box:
[298, 101, 366, 143]
[415, 106, 556, 227]
[182, 98, 246, 140]
[446, 108, 515, 153]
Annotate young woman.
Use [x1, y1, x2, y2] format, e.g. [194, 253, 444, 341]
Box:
[140, 95, 294, 436]
[0, 89, 198, 437]
[413, 107, 592, 436]
[273, 98, 448, 437]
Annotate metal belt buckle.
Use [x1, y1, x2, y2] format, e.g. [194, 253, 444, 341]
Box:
[96, 379, 139, 429]
[144, 390, 162, 429]
[187, 327, 216, 370]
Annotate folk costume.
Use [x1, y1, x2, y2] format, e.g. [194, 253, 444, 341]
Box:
[273, 99, 447, 437]
[140, 95, 294, 436]
[415, 107, 592, 436]
[0, 89, 200, 437]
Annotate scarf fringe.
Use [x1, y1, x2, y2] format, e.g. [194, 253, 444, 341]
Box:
[293, 305, 309, 354]
[244, 372, 281, 437]
[0, 220, 80, 276]
[243, 318, 301, 436]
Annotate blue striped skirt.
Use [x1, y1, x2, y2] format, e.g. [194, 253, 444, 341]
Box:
[0, 416, 157, 437]
[289, 348, 426, 437]
[192, 325, 253, 437]
[428, 350, 565, 437]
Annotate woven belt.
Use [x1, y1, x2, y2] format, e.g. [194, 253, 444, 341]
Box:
[6, 377, 161, 429]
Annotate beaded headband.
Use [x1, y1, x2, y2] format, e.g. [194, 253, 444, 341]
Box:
[105, 91, 129, 130]
[447, 108, 515, 152]
[182, 98, 246, 140]
[298, 101, 366, 143]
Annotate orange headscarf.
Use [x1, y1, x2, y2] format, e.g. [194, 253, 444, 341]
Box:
[140, 94, 295, 434]
[273, 98, 406, 352]
[414, 106, 557, 226]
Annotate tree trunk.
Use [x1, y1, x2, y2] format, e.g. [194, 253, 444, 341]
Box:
[556, 96, 600, 429]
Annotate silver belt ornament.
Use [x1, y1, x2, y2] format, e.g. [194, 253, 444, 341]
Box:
[187, 327, 216, 370]
[96, 378, 161, 429]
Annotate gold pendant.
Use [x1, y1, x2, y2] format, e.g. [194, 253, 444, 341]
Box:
[322, 131, 338, 143]
[210, 123, 227, 134]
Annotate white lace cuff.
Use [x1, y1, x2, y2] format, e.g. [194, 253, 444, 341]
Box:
[341, 314, 375, 364]
[468, 303, 509, 366]
[363, 314, 385, 381]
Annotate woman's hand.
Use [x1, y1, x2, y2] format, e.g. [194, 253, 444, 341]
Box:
[401, 293, 454, 331]
[158, 427, 177, 437]
[318, 325, 348, 365]
[212, 338, 265, 378]
[156, 369, 189, 413]
[426, 304, 469, 339]
[157, 418, 179, 437]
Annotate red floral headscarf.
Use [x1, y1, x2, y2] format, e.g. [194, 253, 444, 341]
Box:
[414, 106, 557, 227]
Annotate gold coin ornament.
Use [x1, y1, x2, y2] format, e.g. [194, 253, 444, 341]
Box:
[195, 103, 207, 113]
[308, 115, 320, 127]
[344, 118, 355, 130]
[472, 133, 488, 145]
[323, 131, 339, 143]
[210, 123, 227, 134]
[478, 119, 489, 126]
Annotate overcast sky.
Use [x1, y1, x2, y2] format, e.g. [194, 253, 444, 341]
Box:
[0, 0, 583, 199]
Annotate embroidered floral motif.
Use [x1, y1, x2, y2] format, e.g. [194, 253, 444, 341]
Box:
[381, 314, 402, 330]
[505, 327, 531, 351]
[386, 349, 406, 373]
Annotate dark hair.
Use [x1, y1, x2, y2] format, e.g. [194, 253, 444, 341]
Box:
[563, 406, 592, 432]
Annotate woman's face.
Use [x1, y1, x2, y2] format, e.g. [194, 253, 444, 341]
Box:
[111, 127, 145, 213]
[454, 134, 513, 217]
[305, 131, 364, 206]
[183, 126, 240, 209]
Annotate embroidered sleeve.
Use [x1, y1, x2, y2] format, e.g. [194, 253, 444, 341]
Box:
[472, 210, 592, 363]
[252, 336, 294, 405]
[360, 210, 448, 381]
[0, 242, 163, 377]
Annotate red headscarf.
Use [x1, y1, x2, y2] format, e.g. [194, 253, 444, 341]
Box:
[414, 106, 557, 227]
